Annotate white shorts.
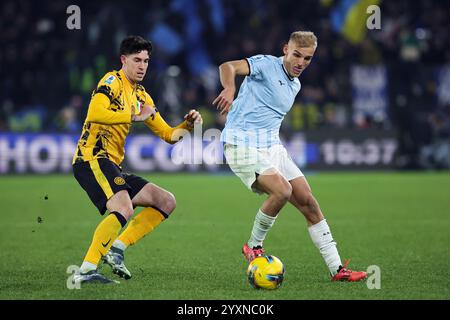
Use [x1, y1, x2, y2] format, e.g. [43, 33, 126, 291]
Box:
[224, 143, 304, 194]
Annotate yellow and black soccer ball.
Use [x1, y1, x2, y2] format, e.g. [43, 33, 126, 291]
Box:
[246, 255, 285, 290]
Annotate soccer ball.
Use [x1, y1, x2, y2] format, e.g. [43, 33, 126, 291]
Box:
[246, 255, 285, 290]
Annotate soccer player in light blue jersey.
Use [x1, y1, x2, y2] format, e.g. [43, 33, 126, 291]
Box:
[213, 31, 367, 281]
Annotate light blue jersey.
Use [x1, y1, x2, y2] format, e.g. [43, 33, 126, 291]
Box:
[221, 55, 301, 148]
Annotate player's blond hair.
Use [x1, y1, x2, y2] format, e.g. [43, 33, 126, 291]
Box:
[289, 31, 318, 49]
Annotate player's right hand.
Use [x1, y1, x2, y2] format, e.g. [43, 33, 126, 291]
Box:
[131, 105, 156, 122]
[212, 88, 235, 115]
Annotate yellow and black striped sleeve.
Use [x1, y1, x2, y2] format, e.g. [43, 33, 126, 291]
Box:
[86, 73, 131, 125]
[143, 92, 191, 144]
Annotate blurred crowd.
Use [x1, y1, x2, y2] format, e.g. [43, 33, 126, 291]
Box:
[1, 0, 449, 168]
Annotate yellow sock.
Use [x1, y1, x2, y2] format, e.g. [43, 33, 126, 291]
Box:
[116, 207, 166, 247]
[83, 213, 123, 266]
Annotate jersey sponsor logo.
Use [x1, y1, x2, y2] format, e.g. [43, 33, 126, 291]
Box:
[114, 176, 125, 185]
[104, 75, 115, 85]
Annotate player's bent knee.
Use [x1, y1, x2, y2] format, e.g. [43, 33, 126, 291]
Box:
[281, 179, 293, 200]
[116, 206, 134, 221]
[106, 191, 134, 220]
[164, 192, 176, 214]
[155, 191, 176, 216]
[281, 187, 293, 202]
[274, 182, 292, 202]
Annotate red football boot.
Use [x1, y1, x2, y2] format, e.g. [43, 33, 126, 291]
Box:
[242, 243, 265, 262]
[332, 259, 367, 282]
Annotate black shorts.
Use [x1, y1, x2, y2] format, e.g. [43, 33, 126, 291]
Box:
[73, 158, 149, 215]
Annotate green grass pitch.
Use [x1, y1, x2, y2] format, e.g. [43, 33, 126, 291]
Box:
[1, 172, 449, 299]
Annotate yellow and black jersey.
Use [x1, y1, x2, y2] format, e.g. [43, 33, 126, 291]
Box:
[73, 69, 191, 166]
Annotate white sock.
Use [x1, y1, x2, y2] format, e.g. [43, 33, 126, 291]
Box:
[248, 209, 277, 248]
[79, 261, 97, 274]
[308, 219, 342, 275]
[112, 239, 127, 252]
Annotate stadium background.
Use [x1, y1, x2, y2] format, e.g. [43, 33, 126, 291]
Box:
[0, 0, 449, 301]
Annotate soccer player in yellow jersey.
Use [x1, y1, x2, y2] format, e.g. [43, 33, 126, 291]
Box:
[72, 36, 202, 284]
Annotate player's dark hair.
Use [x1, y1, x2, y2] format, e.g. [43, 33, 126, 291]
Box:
[119, 35, 153, 56]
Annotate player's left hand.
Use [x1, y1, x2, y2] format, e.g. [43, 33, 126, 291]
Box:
[184, 109, 203, 128]
[132, 105, 156, 122]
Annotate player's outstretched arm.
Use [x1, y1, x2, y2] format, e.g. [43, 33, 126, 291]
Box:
[213, 59, 250, 115]
[145, 108, 202, 144]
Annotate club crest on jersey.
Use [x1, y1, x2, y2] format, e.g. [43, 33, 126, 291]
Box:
[104, 75, 115, 85]
[136, 101, 141, 114]
[114, 177, 125, 185]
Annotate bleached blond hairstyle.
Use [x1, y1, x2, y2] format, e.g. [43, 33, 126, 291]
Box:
[289, 31, 318, 48]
